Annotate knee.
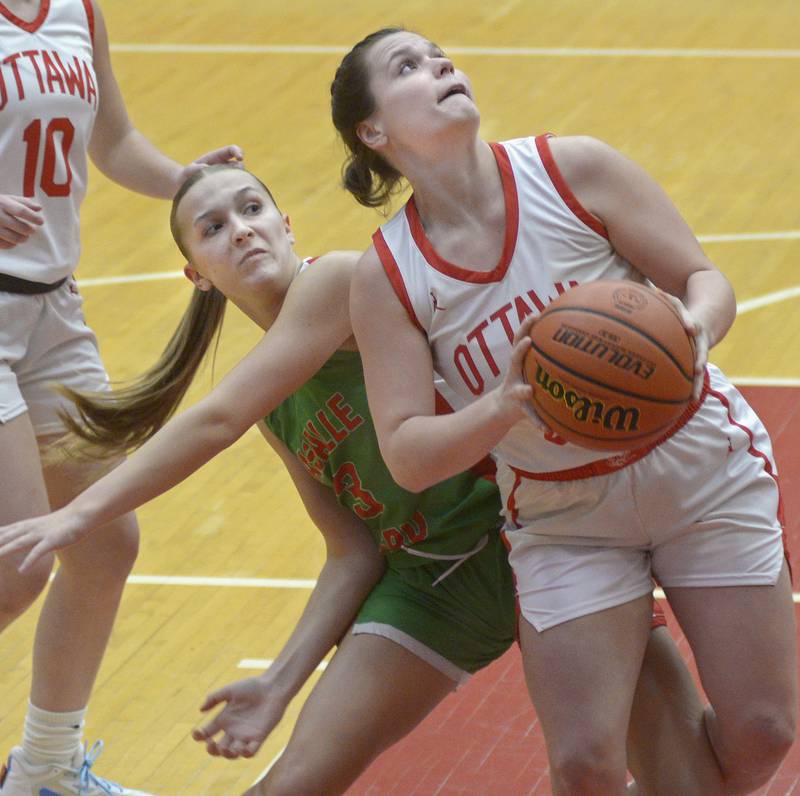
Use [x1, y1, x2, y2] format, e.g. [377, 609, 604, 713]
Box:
[737, 709, 795, 767]
[59, 514, 140, 589]
[716, 706, 796, 789]
[550, 742, 627, 795]
[0, 556, 52, 623]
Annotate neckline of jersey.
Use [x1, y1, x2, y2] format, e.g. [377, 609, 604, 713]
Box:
[0, 0, 50, 32]
[403, 141, 520, 285]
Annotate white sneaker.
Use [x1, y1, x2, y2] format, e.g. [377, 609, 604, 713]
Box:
[0, 742, 155, 796]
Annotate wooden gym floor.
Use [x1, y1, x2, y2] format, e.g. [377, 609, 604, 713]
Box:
[1, 1, 799, 793]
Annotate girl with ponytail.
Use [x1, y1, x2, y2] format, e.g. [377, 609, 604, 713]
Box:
[0, 162, 704, 794]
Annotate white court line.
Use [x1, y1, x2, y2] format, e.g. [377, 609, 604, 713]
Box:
[238, 658, 328, 671]
[74, 230, 800, 290]
[118, 574, 800, 601]
[77, 270, 184, 287]
[698, 231, 800, 243]
[125, 574, 316, 589]
[728, 377, 800, 387]
[110, 43, 800, 60]
[736, 285, 800, 315]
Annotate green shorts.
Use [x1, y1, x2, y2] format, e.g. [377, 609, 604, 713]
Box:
[352, 528, 517, 684]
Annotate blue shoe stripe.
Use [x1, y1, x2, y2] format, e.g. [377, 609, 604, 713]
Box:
[39, 790, 62, 796]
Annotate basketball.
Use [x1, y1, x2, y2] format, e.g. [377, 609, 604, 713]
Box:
[523, 281, 696, 451]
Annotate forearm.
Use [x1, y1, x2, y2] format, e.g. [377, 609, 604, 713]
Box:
[91, 128, 183, 199]
[265, 547, 385, 698]
[385, 389, 517, 492]
[682, 268, 736, 349]
[67, 403, 246, 529]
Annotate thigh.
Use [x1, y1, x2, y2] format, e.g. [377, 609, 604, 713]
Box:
[665, 561, 797, 727]
[0, 413, 53, 601]
[266, 632, 455, 794]
[519, 593, 653, 759]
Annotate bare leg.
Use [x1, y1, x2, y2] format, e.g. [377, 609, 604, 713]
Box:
[0, 415, 54, 632]
[245, 632, 455, 796]
[31, 439, 140, 711]
[627, 626, 724, 795]
[519, 594, 653, 796]
[666, 562, 797, 794]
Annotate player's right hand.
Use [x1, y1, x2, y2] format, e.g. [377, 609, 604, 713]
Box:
[193, 675, 289, 759]
[0, 195, 44, 249]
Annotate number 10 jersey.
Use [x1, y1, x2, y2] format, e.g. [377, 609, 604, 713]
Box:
[0, 0, 98, 282]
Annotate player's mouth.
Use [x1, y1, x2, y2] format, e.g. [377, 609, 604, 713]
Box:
[438, 83, 469, 103]
[239, 248, 268, 265]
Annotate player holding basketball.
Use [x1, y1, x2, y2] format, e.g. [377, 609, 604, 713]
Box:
[0, 1, 240, 793]
[330, 27, 797, 796]
[0, 163, 723, 794]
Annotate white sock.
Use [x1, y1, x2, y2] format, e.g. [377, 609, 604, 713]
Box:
[21, 701, 85, 767]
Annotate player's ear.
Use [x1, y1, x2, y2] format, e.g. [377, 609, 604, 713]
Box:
[184, 264, 212, 291]
[357, 117, 388, 151]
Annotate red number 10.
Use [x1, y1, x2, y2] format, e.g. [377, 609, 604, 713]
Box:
[22, 117, 75, 197]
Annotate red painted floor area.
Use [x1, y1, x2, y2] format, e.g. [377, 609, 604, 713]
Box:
[347, 386, 800, 795]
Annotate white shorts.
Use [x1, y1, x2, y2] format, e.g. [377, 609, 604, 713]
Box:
[0, 279, 108, 436]
[499, 366, 786, 631]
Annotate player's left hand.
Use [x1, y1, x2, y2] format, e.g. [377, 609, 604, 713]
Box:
[654, 289, 708, 400]
[192, 675, 288, 759]
[176, 145, 245, 190]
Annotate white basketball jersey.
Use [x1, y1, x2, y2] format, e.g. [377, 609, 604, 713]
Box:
[375, 134, 654, 475]
[0, 0, 98, 282]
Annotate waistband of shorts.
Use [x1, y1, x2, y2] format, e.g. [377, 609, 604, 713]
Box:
[0, 273, 69, 294]
[510, 369, 710, 482]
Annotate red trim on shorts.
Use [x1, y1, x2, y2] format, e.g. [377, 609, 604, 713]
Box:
[499, 529, 522, 642]
[707, 383, 792, 578]
[535, 134, 609, 240]
[509, 371, 709, 489]
[81, 0, 94, 42]
[372, 230, 425, 334]
[504, 373, 710, 528]
[401, 142, 519, 284]
[651, 600, 667, 630]
[0, 0, 49, 31]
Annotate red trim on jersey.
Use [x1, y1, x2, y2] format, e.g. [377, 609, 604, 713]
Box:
[372, 230, 426, 334]
[0, 0, 50, 31]
[81, 0, 94, 43]
[535, 134, 609, 240]
[506, 372, 709, 494]
[707, 383, 791, 573]
[402, 142, 519, 284]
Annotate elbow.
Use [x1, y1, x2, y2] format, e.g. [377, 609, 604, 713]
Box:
[195, 403, 249, 452]
[386, 457, 435, 494]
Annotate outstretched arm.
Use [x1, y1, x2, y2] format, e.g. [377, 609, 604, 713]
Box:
[88, 0, 242, 197]
[0, 253, 356, 569]
[350, 247, 535, 493]
[193, 423, 385, 759]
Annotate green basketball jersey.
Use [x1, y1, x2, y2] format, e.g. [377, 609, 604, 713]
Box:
[265, 349, 503, 567]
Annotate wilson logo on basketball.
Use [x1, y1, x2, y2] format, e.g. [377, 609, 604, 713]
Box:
[533, 364, 641, 432]
[552, 325, 656, 381]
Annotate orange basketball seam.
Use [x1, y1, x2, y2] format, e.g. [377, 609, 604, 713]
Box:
[528, 342, 692, 405]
